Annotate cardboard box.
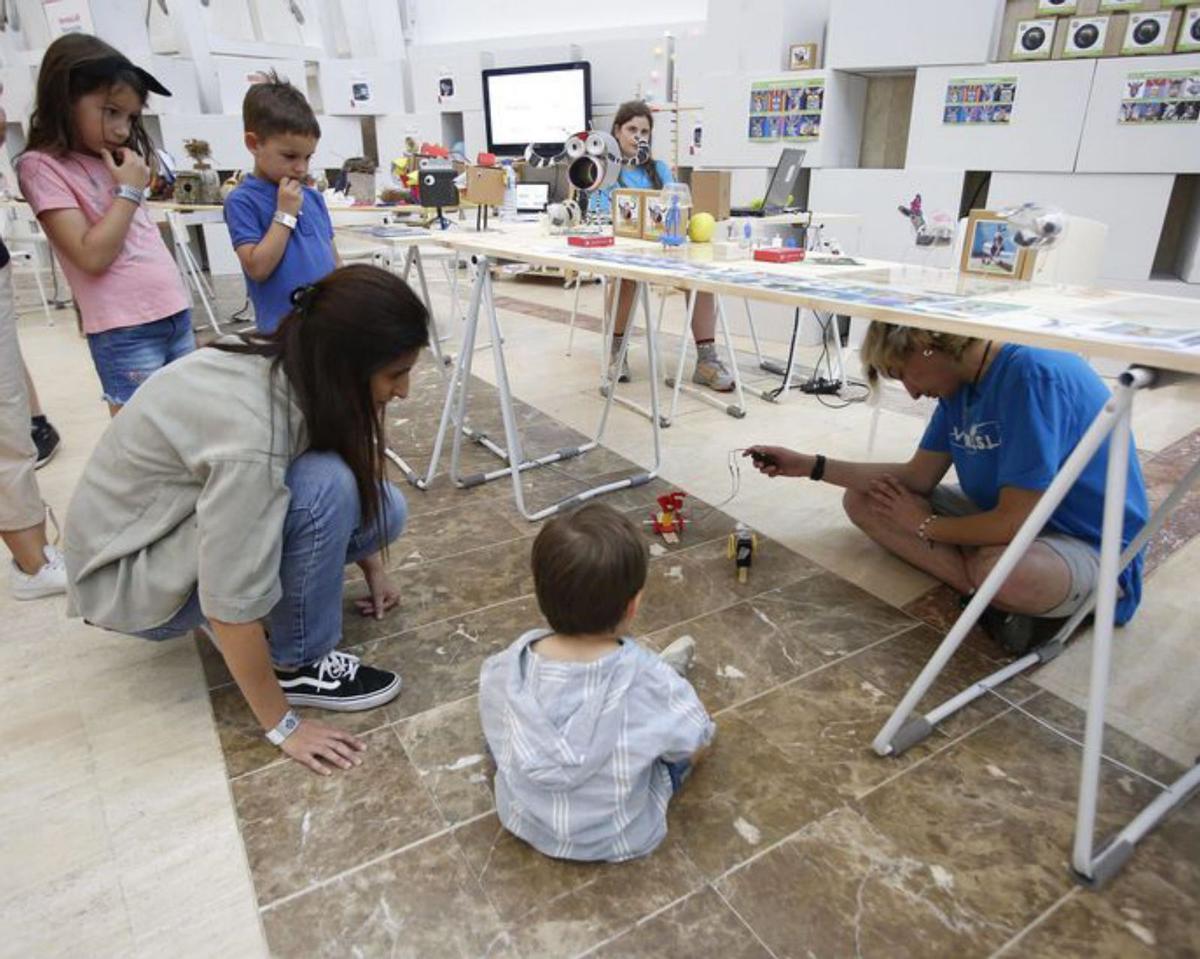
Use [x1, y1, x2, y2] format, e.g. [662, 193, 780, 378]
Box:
[612, 188, 648, 238]
[464, 166, 507, 206]
[690, 170, 731, 220]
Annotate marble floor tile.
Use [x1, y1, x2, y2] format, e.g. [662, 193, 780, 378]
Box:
[395, 695, 496, 826]
[844, 623, 1042, 741]
[231, 725, 444, 906]
[853, 704, 1172, 946]
[210, 682, 392, 780]
[453, 816, 705, 958]
[586, 886, 773, 959]
[665, 714, 843, 878]
[376, 499, 530, 574]
[673, 532, 825, 603]
[260, 832, 515, 959]
[726, 651, 950, 804]
[3, 860, 135, 959]
[633, 546, 744, 635]
[747, 571, 919, 661]
[354, 594, 543, 723]
[643, 601, 829, 714]
[718, 804, 1021, 958]
[341, 535, 535, 646]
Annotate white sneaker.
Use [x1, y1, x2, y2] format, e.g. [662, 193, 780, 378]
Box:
[659, 635, 696, 676]
[10, 544, 67, 601]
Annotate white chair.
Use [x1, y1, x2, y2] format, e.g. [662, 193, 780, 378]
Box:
[165, 210, 222, 336]
[7, 247, 54, 325]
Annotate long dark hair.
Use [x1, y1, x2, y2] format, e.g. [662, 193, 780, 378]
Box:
[610, 100, 662, 190]
[214, 265, 430, 537]
[24, 33, 155, 161]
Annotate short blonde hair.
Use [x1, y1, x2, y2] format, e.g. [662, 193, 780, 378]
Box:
[859, 322, 979, 385]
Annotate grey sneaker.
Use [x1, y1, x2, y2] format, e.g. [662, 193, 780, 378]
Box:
[659, 635, 696, 676]
[692, 354, 735, 392]
[10, 544, 67, 601]
[609, 339, 631, 383]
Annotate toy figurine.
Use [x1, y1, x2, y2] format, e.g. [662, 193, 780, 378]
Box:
[728, 522, 757, 583]
[649, 492, 688, 544]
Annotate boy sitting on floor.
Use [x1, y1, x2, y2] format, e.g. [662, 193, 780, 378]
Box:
[479, 502, 714, 862]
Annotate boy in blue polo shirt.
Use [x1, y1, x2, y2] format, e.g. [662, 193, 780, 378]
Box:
[225, 71, 339, 333]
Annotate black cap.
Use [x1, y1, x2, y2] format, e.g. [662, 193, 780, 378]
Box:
[72, 55, 172, 98]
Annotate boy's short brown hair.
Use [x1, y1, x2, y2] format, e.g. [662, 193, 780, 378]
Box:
[242, 69, 321, 141]
[531, 503, 648, 636]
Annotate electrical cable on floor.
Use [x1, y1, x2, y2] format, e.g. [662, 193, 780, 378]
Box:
[983, 685, 1170, 792]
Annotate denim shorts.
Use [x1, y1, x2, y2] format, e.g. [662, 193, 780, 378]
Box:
[87, 310, 196, 406]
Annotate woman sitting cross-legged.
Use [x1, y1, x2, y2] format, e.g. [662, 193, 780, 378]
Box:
[65, 265, 427, 775]
[747, 322, 1149, 654]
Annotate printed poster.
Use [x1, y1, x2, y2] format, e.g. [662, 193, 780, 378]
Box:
[943, 76, 1017, 125]
[748, 76, 824, 142]
[42, 0, 94, 39]
[1119, 70, 1200, 124]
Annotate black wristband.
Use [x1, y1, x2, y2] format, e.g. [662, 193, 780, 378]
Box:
[809, 454, 826, 482]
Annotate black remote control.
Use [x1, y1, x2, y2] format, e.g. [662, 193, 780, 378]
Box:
[749, 450, 777, 469]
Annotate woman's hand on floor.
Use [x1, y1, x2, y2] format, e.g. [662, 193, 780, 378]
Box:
[280, 719, 367, 776]
[355, 557, 400, 620]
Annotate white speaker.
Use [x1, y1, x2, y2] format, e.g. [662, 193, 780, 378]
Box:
[1123, 12, 1172, 55]
[1064, 16, 1109, 57]
[1177, 7, 1200, 52]
[1013, 18, 1056, 59]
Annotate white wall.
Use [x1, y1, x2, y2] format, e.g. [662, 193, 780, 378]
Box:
[809, 168, 966, 268]
[315, 58, 405, 116]
[906, 61, 1096, 173]
[986, 172, 1175, 282]
[1076, 53, 1200, 174]
[406, 0, 706, 45]
[826, 0, 1005, 71]
[212, 56, 307, 114]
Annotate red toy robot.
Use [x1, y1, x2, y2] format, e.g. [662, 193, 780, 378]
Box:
[649, 492, 688, 544]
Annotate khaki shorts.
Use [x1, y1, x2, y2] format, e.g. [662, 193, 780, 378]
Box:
[930, 484, 1099, 618]
[0, 263, 44, 532]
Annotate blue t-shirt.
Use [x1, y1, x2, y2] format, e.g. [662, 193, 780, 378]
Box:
[224, 174, 336, 333]
[919, 344, 1149, 624]
[589, 159, 673, 216]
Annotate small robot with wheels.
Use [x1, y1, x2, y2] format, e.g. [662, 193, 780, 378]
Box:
[649, 492, 688, 544]
[728, 522, 757, 583]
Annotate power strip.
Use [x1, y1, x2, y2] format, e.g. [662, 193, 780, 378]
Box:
[799, 378, 842, 395]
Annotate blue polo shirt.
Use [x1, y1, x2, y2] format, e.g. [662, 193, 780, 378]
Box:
[919, 344, 1149, 624]
[224, 174, 336, 333]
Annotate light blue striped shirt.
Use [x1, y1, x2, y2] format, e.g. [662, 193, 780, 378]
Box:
[479, 629, 715, 862]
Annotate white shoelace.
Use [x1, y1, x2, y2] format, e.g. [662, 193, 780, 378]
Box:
[315, 649, 361, 684]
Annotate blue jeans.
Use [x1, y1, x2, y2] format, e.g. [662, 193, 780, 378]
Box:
[135, 451, 407, 668]
[87, 310, 195, 406]
[664, 759, 692, 794]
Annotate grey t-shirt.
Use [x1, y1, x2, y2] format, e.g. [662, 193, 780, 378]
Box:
[65, 343, 307, 631]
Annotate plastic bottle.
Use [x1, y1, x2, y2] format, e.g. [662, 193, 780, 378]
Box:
[500, 162, 518, 220]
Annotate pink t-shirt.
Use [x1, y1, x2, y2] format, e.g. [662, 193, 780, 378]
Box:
[17, 151, 188, 334]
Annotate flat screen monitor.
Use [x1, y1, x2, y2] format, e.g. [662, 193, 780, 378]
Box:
[482, 61, 591, 157]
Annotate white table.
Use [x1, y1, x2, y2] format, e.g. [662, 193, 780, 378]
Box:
[412, 224, 1200, 890]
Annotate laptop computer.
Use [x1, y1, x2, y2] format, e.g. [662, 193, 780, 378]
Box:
[516, 182, 550, 213]
[730, 148, 806, 217]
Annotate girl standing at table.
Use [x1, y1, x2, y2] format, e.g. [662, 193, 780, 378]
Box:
[592, 101, 735, 393]
[16, 33, 193, 416]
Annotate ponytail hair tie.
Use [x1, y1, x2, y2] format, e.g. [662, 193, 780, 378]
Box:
[290, 284, 319, 312]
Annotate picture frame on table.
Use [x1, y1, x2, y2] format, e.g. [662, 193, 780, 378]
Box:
[960, 210, 1035, 280]
[788, 43, 819, 71]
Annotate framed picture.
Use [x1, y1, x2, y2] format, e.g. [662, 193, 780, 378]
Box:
[1123, 11, 1173, 54]
[1038, 0, 1077, 13]
[1179, 7, 1200, 51]
[612, 189, 646, 238]
[788, 43, 819, 71]
[1012, 18, 1056, 59]
[960, 211, 1035, 280]
[1064, 16, 1110, 57]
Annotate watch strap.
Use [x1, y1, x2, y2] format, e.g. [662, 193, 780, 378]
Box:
[265, 709, 301, 746]
[809, 453, 827, 482]
[273, 210, 298, 230]
[112, 184, 144, 205]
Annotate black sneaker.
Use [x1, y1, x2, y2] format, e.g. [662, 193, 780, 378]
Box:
[31, 416, 60, 469]
[977, 607, 1068, 657]
[274, 650, 401, 711]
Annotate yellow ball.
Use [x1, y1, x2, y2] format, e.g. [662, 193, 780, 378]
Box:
[689, 211, 716, 243]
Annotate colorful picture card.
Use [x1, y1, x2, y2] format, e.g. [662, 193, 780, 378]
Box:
[943, 77, 1017, 125]
[748, 77, 824, 142]
[1119, 69, 1200, 124]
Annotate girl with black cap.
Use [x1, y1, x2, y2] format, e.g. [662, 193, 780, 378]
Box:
[16, 33, 194, 416]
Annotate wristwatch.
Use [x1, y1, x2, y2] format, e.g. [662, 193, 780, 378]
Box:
[265, 709, 301, 746]
[112, 184, 144, 205]
[809, 453, 827, 482]
[273, 210, 298, 230]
